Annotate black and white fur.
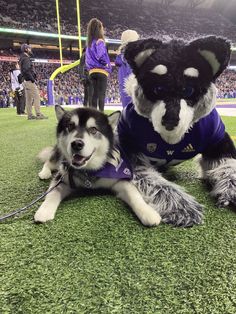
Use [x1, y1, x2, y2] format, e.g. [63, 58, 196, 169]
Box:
[34, 106, 161, 226]
[123, 36, 236, 226]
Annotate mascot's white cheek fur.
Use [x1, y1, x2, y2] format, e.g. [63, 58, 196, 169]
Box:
[151, 100, 194, 145]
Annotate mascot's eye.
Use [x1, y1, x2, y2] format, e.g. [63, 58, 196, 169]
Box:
[67, 123, 75, 132]
[88, 127, 98, 135]
[182, 86, 195, 98]
[154, 86, 167, 95]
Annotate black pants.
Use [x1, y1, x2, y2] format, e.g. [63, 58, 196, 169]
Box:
[89, 72, 108, 112]
[15, 89, 25, 114]
[82, 79, 91, 107]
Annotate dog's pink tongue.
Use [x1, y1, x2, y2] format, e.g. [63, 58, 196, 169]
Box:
[72, 154, 86, 165]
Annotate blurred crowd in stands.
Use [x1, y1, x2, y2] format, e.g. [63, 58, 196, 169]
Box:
[216, 70, 236, 99]
[0, 61, 121, 107]
[0, 0, 236, 107]
[0, 0, 235, 41]
[0, 59, 235, 108]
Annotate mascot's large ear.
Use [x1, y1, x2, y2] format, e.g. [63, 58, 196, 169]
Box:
[186, 36, 231, 80]
[124, 38, 163, 75]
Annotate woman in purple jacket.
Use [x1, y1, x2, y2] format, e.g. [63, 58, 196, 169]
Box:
[115, 30, 139, 108]
[85, 18, 112, 112]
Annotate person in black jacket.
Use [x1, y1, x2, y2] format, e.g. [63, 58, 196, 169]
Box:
[10, 62, 26, 115]
[78, 47, 90, 106]
[19, 44, 47, 120]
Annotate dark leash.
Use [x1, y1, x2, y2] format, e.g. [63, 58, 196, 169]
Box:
[0, 172, 66, 222]
[0, 162, 97, 222]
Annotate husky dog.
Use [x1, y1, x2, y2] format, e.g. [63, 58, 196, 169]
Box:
[117, 36, 236, 227]
[34, 106, 161, 226]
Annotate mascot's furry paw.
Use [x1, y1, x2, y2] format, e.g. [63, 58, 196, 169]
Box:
[154, 186, 203, 227]
[133, 163, 203, 227]
[207, 160, 236, 208]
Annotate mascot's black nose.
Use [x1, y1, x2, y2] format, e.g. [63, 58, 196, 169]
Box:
[161, 117, 178, 131]
[161, 100, 180, 131]
[71, 140, 84, 151]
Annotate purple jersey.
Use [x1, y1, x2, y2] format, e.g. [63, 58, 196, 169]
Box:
[90, 146, 132, 179]
[118, 103, 225, 166]
[85, 39, 112, 74]
[67, 146, 132, 189]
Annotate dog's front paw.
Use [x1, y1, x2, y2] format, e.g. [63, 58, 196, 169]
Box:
[34, 207, 55, 223]
[38, 168, 52, 180]
[139, 206, 161, 227]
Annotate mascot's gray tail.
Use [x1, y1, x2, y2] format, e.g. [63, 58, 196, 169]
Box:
[132, 155, 203, 227]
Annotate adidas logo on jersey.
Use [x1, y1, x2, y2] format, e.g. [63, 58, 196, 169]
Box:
[181, 144, 195, 153]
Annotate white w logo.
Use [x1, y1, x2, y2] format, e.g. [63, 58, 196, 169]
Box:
[166, 150, 174, 155]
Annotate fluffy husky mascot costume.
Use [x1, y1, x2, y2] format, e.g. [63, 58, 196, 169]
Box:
[117, 36, 236, 227]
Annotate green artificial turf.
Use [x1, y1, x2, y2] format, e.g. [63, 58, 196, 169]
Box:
[1, 108, 236, 314]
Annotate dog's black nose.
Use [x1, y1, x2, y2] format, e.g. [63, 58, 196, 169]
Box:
[71, 140, 84, 151]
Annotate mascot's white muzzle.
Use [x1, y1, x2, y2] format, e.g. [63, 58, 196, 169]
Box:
[151, 100, 194, 144]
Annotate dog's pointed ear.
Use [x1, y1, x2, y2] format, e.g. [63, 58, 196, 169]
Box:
[55, 105, 66, 121]
[124, 38, 163, 75]
[108, 111, 121, 130]
[187, 36, 231, 79]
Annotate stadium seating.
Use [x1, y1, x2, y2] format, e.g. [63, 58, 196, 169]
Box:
[0, 0, 235, 41]
[0, 0, 235, 106]
[0, 59, 235, 107]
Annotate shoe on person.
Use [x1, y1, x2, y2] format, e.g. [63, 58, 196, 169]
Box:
[36, 114, 48, 120]
[28, 115, 36, 120]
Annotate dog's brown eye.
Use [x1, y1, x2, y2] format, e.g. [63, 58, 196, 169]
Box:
[88, 127, 98, 135]
[67, 123, 75, 132]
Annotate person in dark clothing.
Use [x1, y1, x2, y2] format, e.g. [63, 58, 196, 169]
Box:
[78, 47, 91, 106]
[19, 44, 47, 120]
[10, 62, 26, 115]
[85, 18, 112, 112]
